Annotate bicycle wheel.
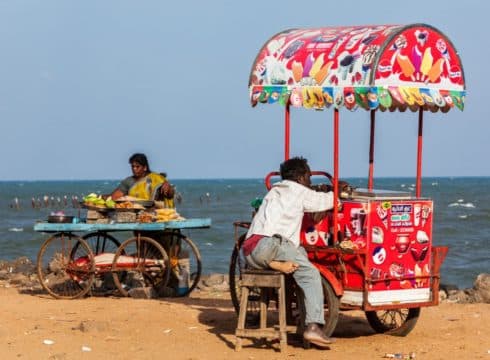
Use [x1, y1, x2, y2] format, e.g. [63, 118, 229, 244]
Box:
[229, 234, 262, 319]
[165, 232, 202, 297]
[82, 232, 121, 254]
[365, 307, 420, 336]
[111, 236, 170, 297]
[37, 233, 95, 299]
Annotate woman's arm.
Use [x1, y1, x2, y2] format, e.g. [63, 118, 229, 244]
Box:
[160, 181, 175, 199]
[110, 188, 125, 200]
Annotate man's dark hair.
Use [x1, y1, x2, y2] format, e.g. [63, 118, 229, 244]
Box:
[280, 157, 309, 181]
[129, 153, 150, 171]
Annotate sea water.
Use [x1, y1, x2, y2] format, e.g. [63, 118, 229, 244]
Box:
[0, 177, 488, 289]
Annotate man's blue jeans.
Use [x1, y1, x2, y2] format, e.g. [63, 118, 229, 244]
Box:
[244, 235, 325, 325]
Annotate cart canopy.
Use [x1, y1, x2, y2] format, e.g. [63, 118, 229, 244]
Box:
[249, 24, 465, 112]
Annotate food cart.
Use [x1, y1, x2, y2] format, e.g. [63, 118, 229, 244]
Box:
[230, 23, 465, 336]
[34, 203, 211, 299]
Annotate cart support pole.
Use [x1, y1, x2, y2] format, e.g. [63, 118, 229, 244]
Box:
[333, 109, 339, 244]
[284, 104, 290, 160]
[368, 110, 376, 191]
[416, 108, 424, 198]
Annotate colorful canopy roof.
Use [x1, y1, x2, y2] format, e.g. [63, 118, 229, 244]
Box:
[249, 24, 465, 112]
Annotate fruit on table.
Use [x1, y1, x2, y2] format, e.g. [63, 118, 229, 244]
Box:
[105, 197, 116, 208]
[83, 193, 106, 207]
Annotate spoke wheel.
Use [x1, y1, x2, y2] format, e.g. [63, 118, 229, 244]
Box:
[80, 232, 123, 295]
[37, 233, 95, 299]
[165, 232, 202, 297]
[111, 236, 170, 297]
[229, 234, 262, 321]
[365, 308, 420, 336]
[81, 232, 121, 254]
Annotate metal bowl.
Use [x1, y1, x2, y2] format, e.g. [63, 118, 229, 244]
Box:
[48, 215, 74, 223]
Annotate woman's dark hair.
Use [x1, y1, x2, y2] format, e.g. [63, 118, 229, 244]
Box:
[280, 157, 309, 181]
[129, 153, 150, 171]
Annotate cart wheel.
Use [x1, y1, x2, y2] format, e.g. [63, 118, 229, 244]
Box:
[165, 232, 202, 297]
[321, 277, 340, 337]
[111, 236, 170, 297]
[365, 308, 420, 336]
[79, 232, 123, 295]
[37, 233, 95, 299]
[229, 234, 263, 321]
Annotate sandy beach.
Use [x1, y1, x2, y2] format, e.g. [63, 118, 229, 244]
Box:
[1, 284, 488, 360]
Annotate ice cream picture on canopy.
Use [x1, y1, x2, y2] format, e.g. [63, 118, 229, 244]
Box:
[249, 24, 465, 112]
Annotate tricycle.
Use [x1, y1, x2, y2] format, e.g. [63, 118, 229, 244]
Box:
[230, 23, 465, 336]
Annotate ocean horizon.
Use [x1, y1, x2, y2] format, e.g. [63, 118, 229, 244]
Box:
[0, 176, 488, 289]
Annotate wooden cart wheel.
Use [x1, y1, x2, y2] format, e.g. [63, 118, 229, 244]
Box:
[37, 233, 95, 299]
[111, 236, 170, 297]
[365, 308, 420, 336]
[165, 231, 202, 297]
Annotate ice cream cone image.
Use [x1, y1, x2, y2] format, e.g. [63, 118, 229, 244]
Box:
[309, 53, 325, 78]
[420, 47, 433, 80]
[292, 61, 303, 83]
[428, 58, 444, 82]
[411, 46, 422, 76]
[314, 61, 333, 85]
[396, 53, 415, 78]
[302, 53, 314, 77]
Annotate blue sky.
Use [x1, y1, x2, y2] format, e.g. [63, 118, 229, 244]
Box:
[0, 0, 486, 180]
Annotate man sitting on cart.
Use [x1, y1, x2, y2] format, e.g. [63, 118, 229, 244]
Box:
[242, 157, 336, 348]
[110, 153, 175, 207]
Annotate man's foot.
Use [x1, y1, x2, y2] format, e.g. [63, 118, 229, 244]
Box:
[303, 323, 335, 348]
[268, 260, 299, 274]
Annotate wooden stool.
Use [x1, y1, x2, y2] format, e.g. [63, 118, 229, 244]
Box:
[235, 269, 287, 352]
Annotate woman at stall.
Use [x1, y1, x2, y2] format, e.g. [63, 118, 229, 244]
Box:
[110, 153, 175, 208]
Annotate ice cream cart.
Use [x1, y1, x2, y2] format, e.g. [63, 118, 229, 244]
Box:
[230, 23, 465, 336]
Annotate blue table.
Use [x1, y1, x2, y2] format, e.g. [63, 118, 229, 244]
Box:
[34, 218, 212, 233]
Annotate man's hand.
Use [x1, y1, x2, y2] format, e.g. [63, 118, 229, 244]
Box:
[311, 184, 333, 192]
[311, 181, 351, 193]
[338, 180, 351, 193]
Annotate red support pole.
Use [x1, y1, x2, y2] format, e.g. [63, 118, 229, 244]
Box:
[416, 108, 424, 198]
[333, 109, 339, 244]
[285, 104, 290, 160]
[368, 110, 376, 191]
